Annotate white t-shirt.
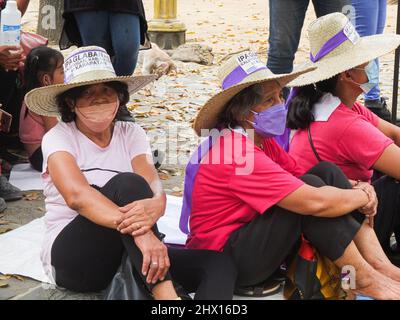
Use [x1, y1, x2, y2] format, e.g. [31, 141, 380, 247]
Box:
[40, 121, 152, 282]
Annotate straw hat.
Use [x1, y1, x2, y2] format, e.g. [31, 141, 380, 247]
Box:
[289, 12, 400, 87]
[193, 51, 316, 136]
[25, 46, 156, 117]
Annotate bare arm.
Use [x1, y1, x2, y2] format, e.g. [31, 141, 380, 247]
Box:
[132, 154, 166, 203]
[373, 144, 400, 181]
[116, 154, 166, 236]
[47, 151, 122, 228]
[377, 118, 400, 147]
[277, 184, 369, 218]
[17, 0, 30, 16]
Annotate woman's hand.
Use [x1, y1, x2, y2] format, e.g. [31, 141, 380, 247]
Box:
[354, 182, 378, 227]
[116, 196, 165, 237]
[134, 231, 170, 284]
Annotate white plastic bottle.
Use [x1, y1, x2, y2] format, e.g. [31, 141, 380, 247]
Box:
[0, 0, 21, 46]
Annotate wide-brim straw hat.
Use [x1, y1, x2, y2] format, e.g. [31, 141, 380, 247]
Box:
[289, 12, 400, 87]
[25, 46, 156, 117]
[193, 51, 316, 136]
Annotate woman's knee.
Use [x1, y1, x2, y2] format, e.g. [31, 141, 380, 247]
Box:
[300, 174, 326, 188]
[101, 173, 153, 206]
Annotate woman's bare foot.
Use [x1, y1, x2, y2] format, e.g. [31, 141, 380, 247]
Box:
[372, 260, 400, 283]
[353, 269, 400, 300]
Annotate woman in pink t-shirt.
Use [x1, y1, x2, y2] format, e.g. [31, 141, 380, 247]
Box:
[286, 13, 400, 258]
[24, 46, 237, 300]
[20, 46, 62, 171]
[184, 50, 400, 299]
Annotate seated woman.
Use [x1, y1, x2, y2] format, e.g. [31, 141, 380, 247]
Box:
[183, 50, 400, 299]
[20, 46, 63, 171]
[25, 46, 237, 300]
[286, 13, 400, 255]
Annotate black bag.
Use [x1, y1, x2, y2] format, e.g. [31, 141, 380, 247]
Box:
[103, 253, 153, 300]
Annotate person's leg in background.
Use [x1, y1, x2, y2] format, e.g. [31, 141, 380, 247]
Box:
[313, 0, 351, 17]
[267, 0, 309, 75]
[73, 10, 112, 54]
[352, 0, 391, 121]
[109, 13, 141, 76]
[107, 12, 142, 122]
[267, 0, 309, 100]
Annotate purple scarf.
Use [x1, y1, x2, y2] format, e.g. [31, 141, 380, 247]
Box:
[180, 133, 220, 234]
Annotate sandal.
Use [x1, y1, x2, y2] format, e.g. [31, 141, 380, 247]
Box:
[234, 278, 283, 298]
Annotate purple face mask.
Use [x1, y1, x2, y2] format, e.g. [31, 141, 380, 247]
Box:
[248, 103, 288, 138]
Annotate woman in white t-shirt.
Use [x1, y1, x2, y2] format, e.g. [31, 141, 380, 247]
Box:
[24, 46, 237, 300]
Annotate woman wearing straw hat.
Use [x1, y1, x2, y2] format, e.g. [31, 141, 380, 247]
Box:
[182, 50, 400, 299]
[287, 13, 400, 262]
[24, 46, 238, 300]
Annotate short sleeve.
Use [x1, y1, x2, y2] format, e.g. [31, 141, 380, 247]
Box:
[338, 118, 393, 170]
[353, 102, 379, 127]
[123, 123, 152, 160]
[263, 138, 303, 177]
[228, 144, 304, 214]
[41, 124, 77, 175]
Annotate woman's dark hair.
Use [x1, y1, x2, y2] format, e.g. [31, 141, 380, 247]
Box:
[23, 46, 64, 95]
[217, 83, 265, 128]
[56, 81, 130, 123]
[286, 75, 339, 130]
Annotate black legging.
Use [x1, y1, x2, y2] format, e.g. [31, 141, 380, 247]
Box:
[372, 176, 400, 250]
[51, 173, 237, 300]
[29, 146, 43, 172]
[223, 162, 362, 288]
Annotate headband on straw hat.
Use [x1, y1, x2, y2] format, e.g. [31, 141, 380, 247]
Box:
[288, 12, 400, 87]
[193, 51, 316, 136]
[25, 46, 156, 117]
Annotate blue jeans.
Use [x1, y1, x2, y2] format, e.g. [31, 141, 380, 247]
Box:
[267, 0, 350, 74]
[352, 0, 387, 101]
[74, 11, 141, 76]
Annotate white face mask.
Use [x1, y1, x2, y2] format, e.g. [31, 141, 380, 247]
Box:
[351, 60, 379, 94]
[75, 100, 119, 133]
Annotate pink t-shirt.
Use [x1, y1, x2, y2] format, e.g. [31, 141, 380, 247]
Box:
[40, 121, 152, 281]
[289, 94, 393, 182]
[186, 130, 304, 251]
[19, 102, 46, 145]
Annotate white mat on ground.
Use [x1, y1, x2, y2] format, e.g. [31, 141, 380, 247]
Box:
[9, 163, 44, 191]
[0, 195, 187, 284]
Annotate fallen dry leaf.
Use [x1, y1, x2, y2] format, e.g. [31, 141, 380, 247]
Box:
[0, 275, 12, 281]
[158, 172, 170, 180]
[12, 275, 25, 282]
[0, 228, 12, 234]
[0, 281, 9, 288]
[23, 192, 40, 201]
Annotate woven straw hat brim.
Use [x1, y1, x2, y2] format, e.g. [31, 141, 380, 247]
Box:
[193, 63, 316, 136]
[289, 34, 400, 87]
[25, 75, 157, 117]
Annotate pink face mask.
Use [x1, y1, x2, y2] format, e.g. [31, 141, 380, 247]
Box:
[75, 100, 119, 133]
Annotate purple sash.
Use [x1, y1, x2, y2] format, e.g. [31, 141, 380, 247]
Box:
[180, 133, 220, 234]
[274, 87, 299, 151]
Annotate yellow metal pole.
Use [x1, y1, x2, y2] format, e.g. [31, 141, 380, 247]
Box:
[148, 0, 186, 49]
